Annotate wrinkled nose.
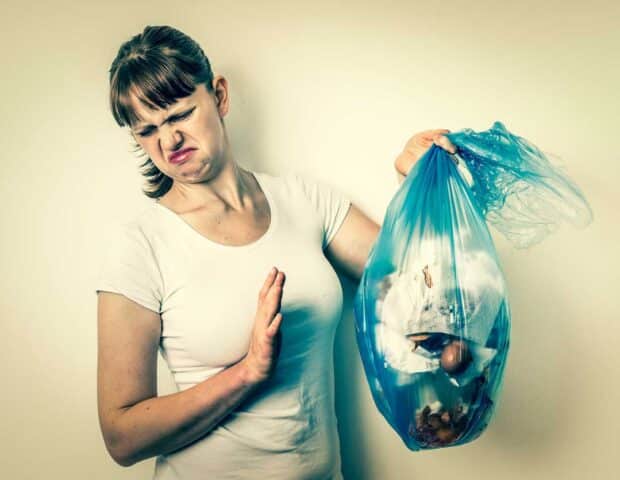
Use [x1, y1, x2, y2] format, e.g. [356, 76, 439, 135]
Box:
[160, 126, 183, 153]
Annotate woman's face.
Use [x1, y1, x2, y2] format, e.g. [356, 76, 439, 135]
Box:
[128, 78, 229, 182]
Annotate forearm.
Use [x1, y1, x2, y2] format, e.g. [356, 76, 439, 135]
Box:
[112, 359, 261, 467]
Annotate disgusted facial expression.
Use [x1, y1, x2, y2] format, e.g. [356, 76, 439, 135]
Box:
[128, 79, 230, 182]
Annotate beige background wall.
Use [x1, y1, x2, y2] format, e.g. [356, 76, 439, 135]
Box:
[2, 0, 618, 478]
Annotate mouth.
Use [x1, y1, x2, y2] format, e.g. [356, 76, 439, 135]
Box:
[169, 148, 197, 164]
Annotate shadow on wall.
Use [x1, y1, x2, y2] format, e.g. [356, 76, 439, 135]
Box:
[334, 274, 373, 479]
[220, 65, 268, 173]
[481, 245, 582, 462]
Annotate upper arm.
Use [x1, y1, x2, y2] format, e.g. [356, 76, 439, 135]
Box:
[287, 171, 379, 280]
[324, 202, 380, 282]
[97, 291, 161, 460]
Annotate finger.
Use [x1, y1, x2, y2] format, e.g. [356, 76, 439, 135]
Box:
[259, 267, 278, 300]
[434, 135, 457, 154]
[416, 139, 433, 148]
[431, 130, 450, 140]
[269, 272, 285, 309]
[422, 129, 450, 139]
[267, 313, 283, 337]
[273, 271, 285, 290]
[261, 271, 284, 318]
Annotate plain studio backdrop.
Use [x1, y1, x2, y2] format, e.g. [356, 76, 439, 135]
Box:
[1, 0, 618, 479]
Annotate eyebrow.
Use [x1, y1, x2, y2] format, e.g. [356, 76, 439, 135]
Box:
[133, 105, 195, 130]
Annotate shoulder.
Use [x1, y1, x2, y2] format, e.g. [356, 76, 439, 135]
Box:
[270, 170, 327, 199]
[254, 169, 350, 214]
[125, 203, 162, 235]
[254, 169, 309, 200]
[106, 205, 162, 258]
[96, 210, 164, 312]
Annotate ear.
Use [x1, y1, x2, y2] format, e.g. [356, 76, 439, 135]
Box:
[212, 75, 229, 116]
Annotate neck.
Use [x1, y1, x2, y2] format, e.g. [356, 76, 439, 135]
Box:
[163, 160, 254, 214]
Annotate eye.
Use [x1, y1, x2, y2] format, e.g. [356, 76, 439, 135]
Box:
[136, 107, 195, 137]
[171, 108, 195, 123]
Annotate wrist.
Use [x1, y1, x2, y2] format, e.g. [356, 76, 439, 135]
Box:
[237, 358, 264, 387]
[394, 151, 414, 178]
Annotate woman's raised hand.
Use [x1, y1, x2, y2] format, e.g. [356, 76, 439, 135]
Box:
[240, 267, 286, 385]
[394, 129, 457, 177]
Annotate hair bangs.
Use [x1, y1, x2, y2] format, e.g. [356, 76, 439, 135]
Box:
[110, 52, 197, 128]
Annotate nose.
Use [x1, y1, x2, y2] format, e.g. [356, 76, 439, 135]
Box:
[160, 125, 183, 152]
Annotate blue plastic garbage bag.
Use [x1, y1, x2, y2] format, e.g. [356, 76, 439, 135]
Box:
[353, 121, 592, 451]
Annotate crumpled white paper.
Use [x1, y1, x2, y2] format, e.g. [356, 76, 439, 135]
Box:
[374, 235, 505, 383]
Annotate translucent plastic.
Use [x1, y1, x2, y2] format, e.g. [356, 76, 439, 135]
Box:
[353, 121, 592, 450]
[445, 121, 593, 248]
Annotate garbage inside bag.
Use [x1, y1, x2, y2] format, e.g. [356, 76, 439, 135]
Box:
[353, 121, 592, 451]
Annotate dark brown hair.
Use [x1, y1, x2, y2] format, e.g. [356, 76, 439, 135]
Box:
[108, 25, 216, 199]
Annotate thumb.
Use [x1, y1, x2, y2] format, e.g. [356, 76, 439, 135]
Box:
[433, 134, 457, 154]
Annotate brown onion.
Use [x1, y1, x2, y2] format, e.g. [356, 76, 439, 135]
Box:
[440, 340, 472, 374]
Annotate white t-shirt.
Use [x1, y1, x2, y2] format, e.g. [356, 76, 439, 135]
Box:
[95, 170, 352, 480]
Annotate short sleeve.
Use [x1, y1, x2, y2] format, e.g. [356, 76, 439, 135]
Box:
[94, 222, 163, 313]
[291, 172, 352, 250]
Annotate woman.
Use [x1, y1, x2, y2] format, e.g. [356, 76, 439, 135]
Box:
[96, 25, 457, 479]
